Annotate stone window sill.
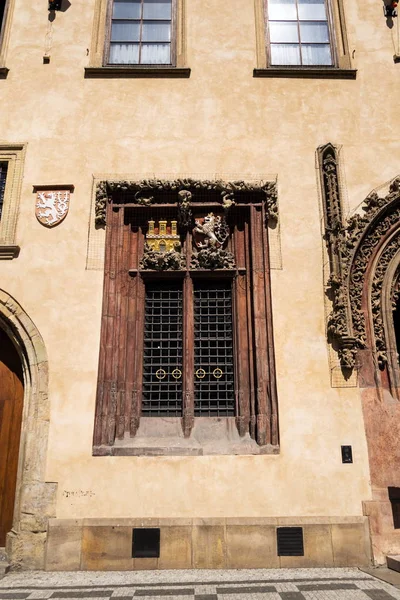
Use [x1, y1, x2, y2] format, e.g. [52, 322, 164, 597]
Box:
[0, 245, 20, 259]
[253, 67, 357, 80]
[0, 67, 9, 79]
[93, 417, 280, 456]
[84, 67, 191, 79]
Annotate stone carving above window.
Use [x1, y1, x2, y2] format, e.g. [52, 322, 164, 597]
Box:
[94, 178, 278, 228]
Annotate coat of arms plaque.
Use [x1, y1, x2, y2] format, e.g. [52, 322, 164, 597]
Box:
[35, 190, 70, 227]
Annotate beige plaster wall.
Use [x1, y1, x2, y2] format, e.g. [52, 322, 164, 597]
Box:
[1, 0, 398, 526]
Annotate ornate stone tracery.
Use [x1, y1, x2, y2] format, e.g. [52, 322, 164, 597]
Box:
[319, 141, 400, 377]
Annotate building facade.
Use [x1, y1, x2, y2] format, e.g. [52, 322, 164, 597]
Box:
[0, 0, 399, 571]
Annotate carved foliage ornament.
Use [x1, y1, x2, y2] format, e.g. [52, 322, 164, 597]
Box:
[95, 178, 278, 227]
[35, 190, 70, 228]
[319, 143, 400, 370]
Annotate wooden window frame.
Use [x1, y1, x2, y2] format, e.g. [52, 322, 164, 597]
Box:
[104, 0, 177, 67]
[86, 0, 189, 77]
[253, 0, 356, 79]
[93, 180, 279, 455]
[0, 144, 25, 259]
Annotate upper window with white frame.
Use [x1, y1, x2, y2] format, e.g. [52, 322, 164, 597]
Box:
[108, 0, 175, 65]
[266, 0, 334, 66]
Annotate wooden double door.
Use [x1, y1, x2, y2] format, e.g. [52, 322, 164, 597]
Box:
[0, 328, 23, 547]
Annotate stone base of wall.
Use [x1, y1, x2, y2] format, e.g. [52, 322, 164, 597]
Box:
[45, 517, 372, 571]
[363, 488, 400, 565]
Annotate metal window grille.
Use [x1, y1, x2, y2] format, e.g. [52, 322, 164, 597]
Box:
[194, 282, 235, 417]
[142, 283, 183, 416]
[0, 162, 8, 221]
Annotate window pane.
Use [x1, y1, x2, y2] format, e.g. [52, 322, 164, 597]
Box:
[300, 22, 329, 43]
[298, 0, 327, 20]
[270, 43, 301, 65]
[269, 21, 299, 43]
[140, 43, 171, 63]
[111, 21, 140, 41]
[143, 0, 172, 19]
[268, 0, 297, 20]
[302, 43, 332, 64]
[142, 21, 171, 41]
[112, 0, 141, 19]
[109, 43, 139, 63]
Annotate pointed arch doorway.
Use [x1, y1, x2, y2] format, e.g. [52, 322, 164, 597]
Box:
[0, 327, 24, 547]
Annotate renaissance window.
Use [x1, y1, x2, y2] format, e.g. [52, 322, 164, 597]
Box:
[267, 0, 333, 66]
[108, 0, 174, 65]
[93, 179, 279, 454]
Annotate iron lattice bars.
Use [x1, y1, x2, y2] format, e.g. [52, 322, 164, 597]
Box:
[142, 283, 183, 416]
[194, 281, 235, 416]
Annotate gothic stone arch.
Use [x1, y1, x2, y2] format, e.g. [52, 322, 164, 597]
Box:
[0, 289, 56, 569]
[319, 144, 400, 562]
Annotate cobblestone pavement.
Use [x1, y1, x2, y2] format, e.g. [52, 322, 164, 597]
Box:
[0, 568, 400, 600]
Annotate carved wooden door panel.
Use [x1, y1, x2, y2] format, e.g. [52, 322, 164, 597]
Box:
[0, 328, 23, 546]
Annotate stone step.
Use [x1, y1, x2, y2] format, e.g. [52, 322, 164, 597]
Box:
[387, 555, 400, 572]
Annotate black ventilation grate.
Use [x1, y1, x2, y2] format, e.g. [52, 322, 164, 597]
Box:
[194, 281, 235, 417]
[277, 527, 304, 556]
[132, 528, 160, 558]
[142, 283, 183, 416]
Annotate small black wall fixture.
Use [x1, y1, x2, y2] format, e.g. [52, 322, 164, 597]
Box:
[341, 445, 353, 464]
[384, 0, 398, 18]
[48, 0, 62, 10]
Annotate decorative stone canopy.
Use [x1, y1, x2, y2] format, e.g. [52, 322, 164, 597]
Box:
[319, 143, 400, 370]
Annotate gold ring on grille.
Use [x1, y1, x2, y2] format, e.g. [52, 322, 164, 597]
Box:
[213, 368, 223, 379]
[155, 369, 166, 380]
[196, 368, 206, 379]
[171, 368, 182, 380]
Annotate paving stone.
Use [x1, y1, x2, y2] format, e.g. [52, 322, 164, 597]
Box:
[0, 568, 399, 600]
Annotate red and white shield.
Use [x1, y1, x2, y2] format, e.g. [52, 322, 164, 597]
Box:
[35, 190, 70, 228]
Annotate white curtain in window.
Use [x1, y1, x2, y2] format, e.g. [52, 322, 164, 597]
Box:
[302, 44, 332, 64]
[141, 43, 170, 63]
[109, 43, 139, 63]
[270, 43, 301, 65]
